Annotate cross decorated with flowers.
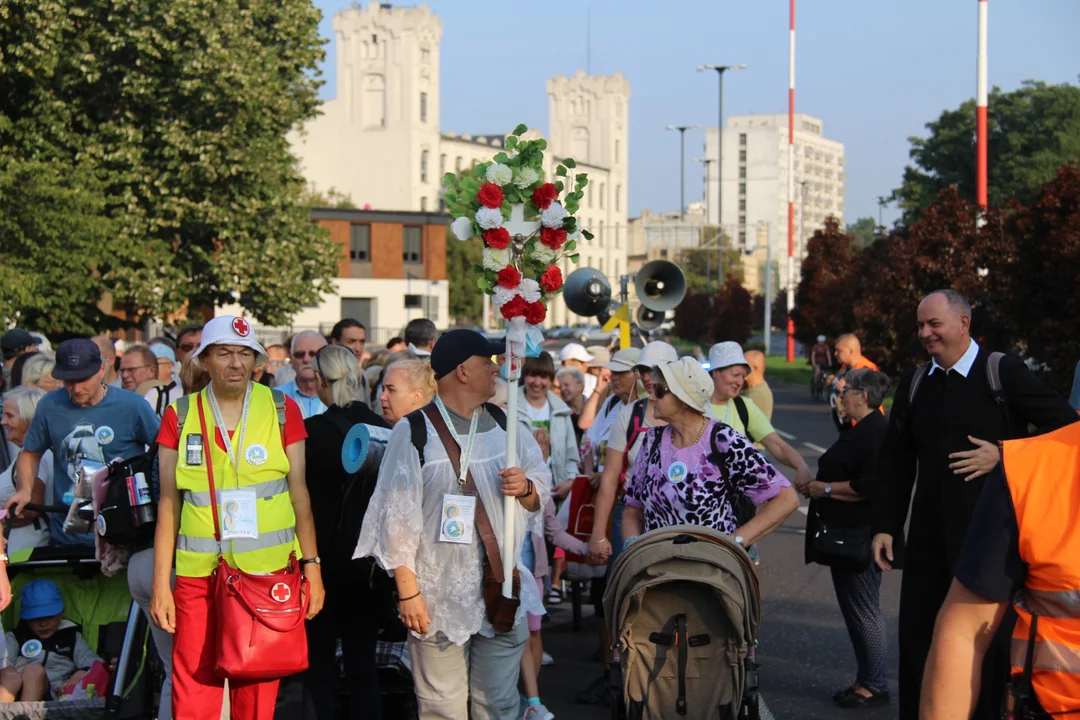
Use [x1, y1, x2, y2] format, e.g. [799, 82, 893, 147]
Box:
[443, 124, 593, 598]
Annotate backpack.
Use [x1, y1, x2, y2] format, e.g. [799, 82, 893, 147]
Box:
[406, 403, 508, 466]
[151, 381, 178, 417]
[731, 396, 757, 444]
[899, 351, 1007, 434]
[604, 525, 761, 720]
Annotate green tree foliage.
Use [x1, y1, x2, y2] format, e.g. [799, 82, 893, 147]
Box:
[0, 0, 339, 330]
[894, 81, 1080, 224]
[446, 231, 484, 324]
[300, 185, 358, 209]
[846, 216, 878, 249]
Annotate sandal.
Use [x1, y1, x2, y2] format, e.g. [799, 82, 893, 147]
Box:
[546, 589, 563, 604]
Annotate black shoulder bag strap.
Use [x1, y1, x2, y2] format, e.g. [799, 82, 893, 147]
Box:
[733, 396, 755, 443]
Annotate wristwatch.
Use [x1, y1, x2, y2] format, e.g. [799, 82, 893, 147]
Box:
[825, 483, 833, 496]
[299, 557, 321, 567]
[733, 535, 745, 546]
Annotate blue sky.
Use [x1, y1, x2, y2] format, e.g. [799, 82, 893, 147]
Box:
[311, 0, 1079, 225]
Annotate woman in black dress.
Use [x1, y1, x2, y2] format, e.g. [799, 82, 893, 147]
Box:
[302, 345, 391, 720]
[804, 368, 891, 709]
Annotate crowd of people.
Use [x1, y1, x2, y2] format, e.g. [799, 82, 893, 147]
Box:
[0, 286, 1076, 719]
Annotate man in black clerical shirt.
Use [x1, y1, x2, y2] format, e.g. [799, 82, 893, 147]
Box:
[870, 289, 1077, 720]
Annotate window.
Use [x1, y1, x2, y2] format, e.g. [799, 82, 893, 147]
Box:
[440, 154, 447, 175]
[419, 92, 427, 123]
[598, 258, 604, 275]
[349, 224, 371, 262]
[421, 47, 431, 64]
[739, 213, 746, 225]
[739, 150, 747, 162]
[614, 259, 620, 278]
[739, 182, 746, 195]
[420, 197, 427, 211]
[615, 139, 621, 163]
[455, 156, 463, 171]
[616, 185, 621, 212]
[739, 134, 747, 146]
[739, 229, 746, 246]
[598, 225, 604, 247]
[739, 198, 746, 211]
[600, 183, 605, 209]
[403, 226, 423, 264]
[587, 185, 593, 208]
[739, 167, 746, 179]
[420, 150, 429, 183]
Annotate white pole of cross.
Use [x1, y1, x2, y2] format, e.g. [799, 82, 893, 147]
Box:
[501, 203, 542, 597]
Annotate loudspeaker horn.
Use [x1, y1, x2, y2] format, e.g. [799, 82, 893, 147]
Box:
[634, 260, 687, 312]
[636, 305, 665, 331]
[564, 268, 612, 318]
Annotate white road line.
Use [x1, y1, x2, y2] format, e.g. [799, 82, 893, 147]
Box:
[803, 442, 828, 454]
[797, 505, 809, 515]
[775, 429, 796, 440]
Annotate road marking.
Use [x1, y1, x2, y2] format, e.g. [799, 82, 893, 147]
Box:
[775, 429, 796, 440]
[803, 442, 828, 454]
[797, 505, 809, 515]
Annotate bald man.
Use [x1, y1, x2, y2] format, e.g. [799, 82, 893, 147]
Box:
[92, 335, 121, 387]
[742, 350, 774, 420]
[831, 334, 878, 430]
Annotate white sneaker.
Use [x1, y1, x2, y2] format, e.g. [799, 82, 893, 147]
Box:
[541, 651, 554, 666]
[522, 703, 554, 720]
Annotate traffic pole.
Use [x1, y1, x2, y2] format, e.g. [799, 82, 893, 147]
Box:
[976, 0, 988, 210]
[785, 0, 796, 362]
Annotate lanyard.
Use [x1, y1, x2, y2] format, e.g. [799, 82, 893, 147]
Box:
[207, 382, 253, 482]
[434, 396, 480, 487]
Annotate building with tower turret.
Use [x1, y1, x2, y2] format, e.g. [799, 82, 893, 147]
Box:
[289, 1, 630, 328]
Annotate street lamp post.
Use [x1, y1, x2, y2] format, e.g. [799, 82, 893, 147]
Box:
[799, 180, 809, 261]
[872, 195, 889, 234]
[694, 157, 714, 220]
[697, 64, 745, 287]
[665, 125, 699, 222]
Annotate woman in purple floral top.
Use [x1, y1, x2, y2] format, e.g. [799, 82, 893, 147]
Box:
[622, 358, 799, 546]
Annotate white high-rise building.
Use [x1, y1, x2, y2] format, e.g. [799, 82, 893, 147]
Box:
[702, 112, 845, 290]
[289, 1, 631, 326]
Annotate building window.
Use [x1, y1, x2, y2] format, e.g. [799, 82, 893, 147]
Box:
[739, 198, 746, 211]
[420, 150, 429, 183]
[598, 225, 604, 247]
[440, 154, 447, 175]
[739, 133, 747, 146]
[740, 229, 746, 246]
[739, 167, 746, 179]
[739, 150, 747, 162]
[420, 197, 427, 211]
[600, 183, 605, 209]
[403, 226, 423, 264]
[421, 48, 431, 64]
[455, 156, 463, 172]
[615, 139, 621, 163]
[739, 213, 746, 225]
[420, 92, 428, 123]
[616, 185, 621, 212]
[349, 224, 371, 262]
[739, 182, 746, 195]
[614, 258, 620, 278]
[598, 258, 604, 275]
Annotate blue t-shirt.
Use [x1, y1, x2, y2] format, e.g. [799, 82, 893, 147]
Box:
[23, 388, 160, 545]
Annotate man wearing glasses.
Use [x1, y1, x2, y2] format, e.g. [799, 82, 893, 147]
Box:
[174, 325, 204, 365]
[275, 330, 328, 418]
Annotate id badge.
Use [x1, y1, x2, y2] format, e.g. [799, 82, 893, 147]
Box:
[439, 494, 476, 545]
[219, 488, 259, 541]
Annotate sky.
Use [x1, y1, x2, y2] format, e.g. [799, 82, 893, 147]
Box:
[311, 0, 1080, 225]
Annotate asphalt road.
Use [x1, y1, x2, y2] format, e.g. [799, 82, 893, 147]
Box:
[538, 378, 901, 720]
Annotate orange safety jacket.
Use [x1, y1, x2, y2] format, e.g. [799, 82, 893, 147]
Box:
[1004, 420, 1080, 716]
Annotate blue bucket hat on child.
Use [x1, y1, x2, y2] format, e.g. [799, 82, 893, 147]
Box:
[20, 579, 65, 620]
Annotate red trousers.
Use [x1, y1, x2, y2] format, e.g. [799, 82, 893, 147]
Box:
[173, 575, 280, 720]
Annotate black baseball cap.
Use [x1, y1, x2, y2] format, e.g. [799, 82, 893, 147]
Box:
[1, 328, 35, 358]
[53, 339, 104, 381]
[430, 329, 503, 380]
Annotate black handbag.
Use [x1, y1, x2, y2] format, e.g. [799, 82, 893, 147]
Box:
[805, 506, 871, 569]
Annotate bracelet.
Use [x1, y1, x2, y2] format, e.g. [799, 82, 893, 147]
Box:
[516, 479, 534, 499]
[397, 591, 421, 603]
[588, 538, 609, 545]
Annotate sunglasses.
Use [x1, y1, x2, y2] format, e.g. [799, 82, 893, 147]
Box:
[292, 350, 319, 359]
[178, 343, 197, 352]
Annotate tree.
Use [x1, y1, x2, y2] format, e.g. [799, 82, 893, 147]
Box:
[894, 81, 1080, 224]
[446, 231, 483, 324]
[846, 216, 878, 249]
[300, 185, 358, 209]
[0, 0, 339, 330]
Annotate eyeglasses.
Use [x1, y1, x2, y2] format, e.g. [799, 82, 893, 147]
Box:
[119, 365, 153, 375]
[178, 343, 197, 352]
[841, 386, 865, 396]
[292, 350, 319, 359]
[652, 384, 671, 399]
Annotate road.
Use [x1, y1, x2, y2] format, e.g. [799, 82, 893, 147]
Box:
[538, 378, 901, 720]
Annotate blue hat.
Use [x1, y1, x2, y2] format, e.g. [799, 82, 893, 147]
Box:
[149, 343, 176, 364]
[53, 339, 104, 382]
[20, 580, 65, 620]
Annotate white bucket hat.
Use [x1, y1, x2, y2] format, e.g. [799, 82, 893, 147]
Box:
[560, 343, 594, 363]
[191, 316, 268, 367]
[658, 357, 714, 413]
[587, 346, 612, 367]
[603, 347, 641, 372]
[635, 341, 679, 370]
[707, 341, 750, 373]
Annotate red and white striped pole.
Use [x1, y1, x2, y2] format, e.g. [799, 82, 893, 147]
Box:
[976, 0, 988, 210]
[785, 0, 796, 362]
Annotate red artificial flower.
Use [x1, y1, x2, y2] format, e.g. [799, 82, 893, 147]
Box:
[483, 227, 511, 249]
[539, 265, 563, 293]
[531, 183, 559, 209]
[500, 295, 527, 320]
[496, 265, 521, 289]
[476, 183, 504, 209]
[524, 301, 547, 325]
[540, 227, 567, 250]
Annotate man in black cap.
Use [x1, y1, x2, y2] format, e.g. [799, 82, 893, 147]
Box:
[2, 329, 38, 391]
[355, 329, 551, 720]
[6, 339, 159, 545]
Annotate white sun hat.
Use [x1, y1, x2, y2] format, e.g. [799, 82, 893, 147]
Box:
[586, 346, 612, 366]
[707, 341, 750, 373]
[635, 341, 679, 370]
[603, 347, 641, 372]
[658, 357, 714, 413]
[191, 316, 268, 367]
[559, 343, 594, 363]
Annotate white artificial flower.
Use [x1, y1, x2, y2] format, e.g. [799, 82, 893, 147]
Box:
[450, 216, 474, 241]
[482, 247, 511, 272]
[492, 285, 520, 308]
[486, 163, 513, 186]
[531, 246, 557, 265]
[513, 167, 540, 189]
[475, 206, 504, 230]
[519, 278, 541, 304]
[567, 223, 581, 241]
[541, 202, 567, 229]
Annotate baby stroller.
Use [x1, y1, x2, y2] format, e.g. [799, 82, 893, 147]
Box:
[0, 503, 164, 720]
[603, 525, 762, 720]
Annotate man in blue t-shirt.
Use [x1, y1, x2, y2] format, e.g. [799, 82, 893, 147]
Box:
[7, 339, 160, 545]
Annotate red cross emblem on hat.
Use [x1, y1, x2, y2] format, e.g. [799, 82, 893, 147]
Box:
[270, 582, 291, 603]
[232, 317, 251, 337]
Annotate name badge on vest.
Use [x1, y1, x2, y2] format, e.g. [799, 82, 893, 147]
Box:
[219, 488, 259, 541]
[439, 494, 476, 545]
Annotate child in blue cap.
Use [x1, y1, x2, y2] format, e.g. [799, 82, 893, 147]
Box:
[1, 579, 101, 700]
